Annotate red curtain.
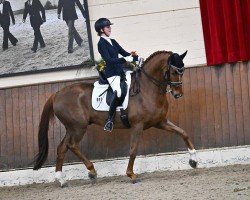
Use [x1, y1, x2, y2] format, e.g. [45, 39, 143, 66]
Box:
[199, 0, 250, 66]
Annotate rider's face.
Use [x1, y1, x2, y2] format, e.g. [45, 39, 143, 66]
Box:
[102, 26, 111, 37]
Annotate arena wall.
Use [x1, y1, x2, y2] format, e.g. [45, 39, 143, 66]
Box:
[1, 63, 250, 171]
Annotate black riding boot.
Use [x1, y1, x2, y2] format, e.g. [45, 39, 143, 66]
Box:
[104, 91, 119, 132]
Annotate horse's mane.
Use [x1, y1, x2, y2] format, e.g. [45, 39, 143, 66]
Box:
[143, 50, 172, 67]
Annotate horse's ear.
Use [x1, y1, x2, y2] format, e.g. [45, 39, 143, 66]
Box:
[180, 51, 187, 60]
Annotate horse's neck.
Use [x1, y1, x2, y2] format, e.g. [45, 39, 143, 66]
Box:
[139, 53, 169, 99]
[143, 52, 170, 75]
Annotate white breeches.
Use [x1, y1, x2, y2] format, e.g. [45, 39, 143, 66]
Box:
[107, 76, 121, 98]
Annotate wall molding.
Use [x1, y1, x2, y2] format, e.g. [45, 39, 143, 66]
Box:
[0, 146, 249, 187]
[0, 67, 98, 89]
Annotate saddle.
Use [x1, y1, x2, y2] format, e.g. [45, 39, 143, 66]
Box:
[92, 71, 132, 111]
[92, 58, 144, 128]
[92, 70, 133, 128]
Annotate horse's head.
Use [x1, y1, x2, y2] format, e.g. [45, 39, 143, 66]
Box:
[165, 51, 187, 99]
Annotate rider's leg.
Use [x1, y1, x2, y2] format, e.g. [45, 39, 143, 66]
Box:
[107, 76, 121, 98]
[104, 76, 121, 132]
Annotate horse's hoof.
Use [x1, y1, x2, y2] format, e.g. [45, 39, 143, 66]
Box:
[61, 182, 68, 188]
[189, 159, 198, 168]
[55, 179, 68, 188]
[132, 178, 141, 184]
[88, 172, 97, 180]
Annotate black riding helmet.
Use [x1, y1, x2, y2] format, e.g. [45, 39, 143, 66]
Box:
[95, 18, 113, 35]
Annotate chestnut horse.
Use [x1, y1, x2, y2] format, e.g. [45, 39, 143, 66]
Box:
[33, 50, 198, 186]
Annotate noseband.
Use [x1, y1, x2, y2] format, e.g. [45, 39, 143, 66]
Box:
[164, 64, 185, 88]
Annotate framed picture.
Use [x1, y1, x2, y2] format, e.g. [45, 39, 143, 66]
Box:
[0, 0, 93, 77]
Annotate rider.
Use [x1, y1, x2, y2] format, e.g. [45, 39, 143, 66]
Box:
[94, 18, 139, 132]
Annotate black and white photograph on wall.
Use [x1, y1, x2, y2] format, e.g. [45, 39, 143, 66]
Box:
[0, 0, 91, 76]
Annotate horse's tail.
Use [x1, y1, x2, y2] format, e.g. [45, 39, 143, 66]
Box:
[33, 94, 55, 170]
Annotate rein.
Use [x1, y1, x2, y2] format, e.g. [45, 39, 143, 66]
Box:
[142, 68, 171, 94]
[130, 62, 184, 96]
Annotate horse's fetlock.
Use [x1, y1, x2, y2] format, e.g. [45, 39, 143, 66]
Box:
[129, 154, 136, 160]
[126, 170, 134, 177]
[182, 133, 189, 140]
[87, 163, 94, 171]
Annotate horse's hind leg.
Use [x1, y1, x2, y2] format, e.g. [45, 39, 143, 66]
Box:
[154, 119, 198, 168]
[126, 124, 143, 183]
[55, 127, 96, 187]
[66, 129, 97, 180]
[55, 135, 70, 187]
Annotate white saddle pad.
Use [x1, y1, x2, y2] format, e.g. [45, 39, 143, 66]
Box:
[92, 71, 133, 111]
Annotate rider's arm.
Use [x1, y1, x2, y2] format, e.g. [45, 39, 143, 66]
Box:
[98, 42, 126, 65]
[112, 40, 131, 57]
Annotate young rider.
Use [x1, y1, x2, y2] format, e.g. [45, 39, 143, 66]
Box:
[94, 18, 139, 132]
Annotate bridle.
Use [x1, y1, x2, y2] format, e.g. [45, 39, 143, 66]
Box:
[164, 63, 185, 91]
[130, 54, 185, 96]
[141, 59, 184, 94]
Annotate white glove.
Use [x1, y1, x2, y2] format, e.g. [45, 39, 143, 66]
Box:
[136, 57, 144, 68]
[124, 56, 134, 62]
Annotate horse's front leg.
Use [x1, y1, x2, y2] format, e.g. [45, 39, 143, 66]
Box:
[126, 124, 143, 183]
[155, 119, 198, 168]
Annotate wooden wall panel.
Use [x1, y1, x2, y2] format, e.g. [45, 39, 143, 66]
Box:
[226, 66, 238, 146]
[12, 88, 21, 168]
[218, 66, 230, 147]
[1, 63, 250, 170]
[5, 89, 14, 169]
[239, 64, 249, 144]
[211, 67, 223, 147]
[19, 87, 28, 167]
[25, 86, 34, 167]
[233, 64, 245, 145]
[31, 86, 39, 165]
[0, 90, 7, 169]
[197, 67, 208, 149]
[183, 69, 193, 147]
[246, 62, 250, 144]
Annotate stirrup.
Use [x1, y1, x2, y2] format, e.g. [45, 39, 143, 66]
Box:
[104, 121, 113, 132]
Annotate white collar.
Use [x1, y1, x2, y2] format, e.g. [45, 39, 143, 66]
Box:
[101, 35, 113, 46]
[0, 2, 3, 13]
[28, 0, 33, 5]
